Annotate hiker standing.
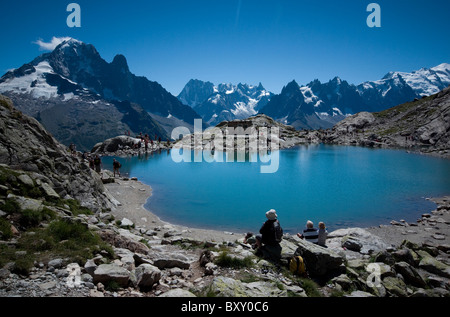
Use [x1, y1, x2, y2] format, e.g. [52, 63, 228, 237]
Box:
[144, 134, 149, 152]
[93, 155, 102, 174]
[113, 159, 121, 177]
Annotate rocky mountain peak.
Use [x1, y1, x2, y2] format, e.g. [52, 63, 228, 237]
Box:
[177, 79, 274, 126]
[282, 80, 300, 94]
[111, 54, 130, 72]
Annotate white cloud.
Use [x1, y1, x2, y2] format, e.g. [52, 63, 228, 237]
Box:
[33, 36, 74, 51]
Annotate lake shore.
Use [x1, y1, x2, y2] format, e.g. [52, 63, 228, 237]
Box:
[104, 178, 241, 243]
[104, 176, 450, 248]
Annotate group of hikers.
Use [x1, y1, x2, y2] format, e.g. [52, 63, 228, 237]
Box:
[83, 153, 104, 175]
[81, 152, 122, 178]
[244, 209, 328, 263]
[134, 133, 166, 152]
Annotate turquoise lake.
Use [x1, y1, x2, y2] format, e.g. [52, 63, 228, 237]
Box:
[103, 145, 450, 234]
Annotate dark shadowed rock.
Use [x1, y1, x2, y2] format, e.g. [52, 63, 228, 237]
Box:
[293, 238, 344, 277]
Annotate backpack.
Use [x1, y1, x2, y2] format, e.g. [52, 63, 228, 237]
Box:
[289, 256, 307, 276]
[273, 220, 283, 243]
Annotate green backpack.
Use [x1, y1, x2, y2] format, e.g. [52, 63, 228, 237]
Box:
[289, 256, 307, 276]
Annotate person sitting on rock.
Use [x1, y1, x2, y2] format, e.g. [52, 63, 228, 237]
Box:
[297, 220, 319, 244]
[318, 222, 328, 247]
[254, 209, 283, 261]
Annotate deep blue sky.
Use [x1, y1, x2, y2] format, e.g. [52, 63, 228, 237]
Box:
[1, 0, 449, 95]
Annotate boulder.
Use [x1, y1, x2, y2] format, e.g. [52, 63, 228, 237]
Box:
[331, 274, 353, 291]
[93, 264, 130, 288]
[17, 174, 34, 187]
[91, 136, 141, 154]
[48, 258, 64, 269]
[134, 264, 161, 290]
[346, 258, 368, 270]
[394, 261, 427, 288]
[334, 112, 375, 134]
[293, 238, 344, 276]
[374, 251, 395, 265]
[327, 228, 391, 255]
[392, 248, 416, 266]
[208, 276, 287, 297]
[99, 229, 150, 255]
[159, 289, 197, 297]
[153, 253, 192, 270]
[417, 250, 450, 278]
[120, 218, 134, 228]
[382, 277, 408, 297]
[7, 194, 43, 212]
[40, 182, 60, 199]
[84, 259, 97, 276]
[258, 244, 282, 262]
[341, 236, 363, 252]
[345, 291, 376, 297]
[204, 262, 218, 276]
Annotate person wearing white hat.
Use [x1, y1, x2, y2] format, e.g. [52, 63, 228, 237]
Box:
[265, 209, 278, 221]
[252, 209, 283, 261]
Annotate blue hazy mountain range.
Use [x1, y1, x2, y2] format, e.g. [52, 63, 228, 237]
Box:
[179, 63, 450, 129]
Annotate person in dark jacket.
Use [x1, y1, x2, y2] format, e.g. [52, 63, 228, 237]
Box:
[254, 209, 283, 261]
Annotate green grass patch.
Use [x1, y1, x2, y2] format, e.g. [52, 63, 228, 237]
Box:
[378, 126, 402, 136]
[297, 277, 322, 297]
[0, 98, 12, 110]
[375, 94, 436, 119]
[1, 199, 21, 214]
[105, 280, 121, 292]
[56, 199, 93, 216]
[19, 207, 56, 229]
[0, 218, 13, 240]
[214, 251, 254, 269]
[0, 218, 114, 276]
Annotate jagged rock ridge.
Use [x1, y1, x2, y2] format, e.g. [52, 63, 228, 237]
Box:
[0, 95, 114, 211]
[261, 64, 450, 130]
[325, 86, 450, 158]
[178, 80, 274, 126]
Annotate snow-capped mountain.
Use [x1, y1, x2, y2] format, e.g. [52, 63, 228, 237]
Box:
[0, 38, 201, 149]
[178, 80, 273, 125]
[366, 63, 450, 97]
[178, 79, 216, 109]
[260, 63, 450, 130]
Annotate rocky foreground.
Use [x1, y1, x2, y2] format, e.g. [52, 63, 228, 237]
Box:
[1, 174, 449, 298]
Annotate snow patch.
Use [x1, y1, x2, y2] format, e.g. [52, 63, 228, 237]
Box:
[0, 61, 59, 99]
